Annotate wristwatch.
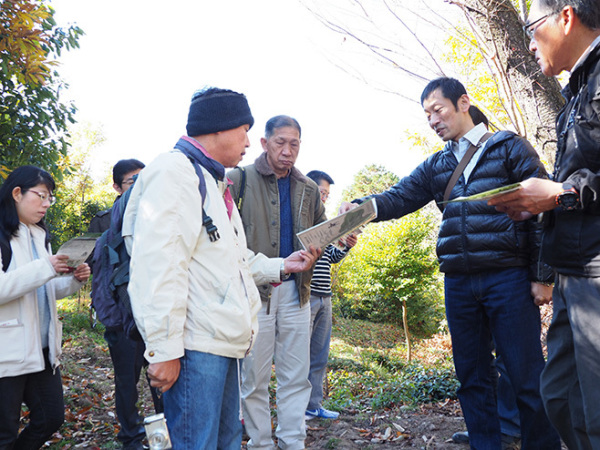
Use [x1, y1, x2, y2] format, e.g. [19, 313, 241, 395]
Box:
[280, 260, 290, 281]
[555, 187, 580, 211]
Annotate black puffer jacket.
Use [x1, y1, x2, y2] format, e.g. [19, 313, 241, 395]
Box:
[365, 130, 551, 280]
[542, 42, 600, 277]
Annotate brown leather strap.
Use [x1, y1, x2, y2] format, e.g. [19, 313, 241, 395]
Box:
[442, 132, 493, 207]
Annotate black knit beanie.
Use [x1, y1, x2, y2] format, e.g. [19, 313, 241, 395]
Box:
[186, 87, 254, 136]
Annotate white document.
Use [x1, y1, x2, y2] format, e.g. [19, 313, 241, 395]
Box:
[56, 235, 98, 271]
[297, 199, 377, 250]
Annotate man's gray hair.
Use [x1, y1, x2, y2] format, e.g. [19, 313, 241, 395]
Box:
[537, 0, 600, 29]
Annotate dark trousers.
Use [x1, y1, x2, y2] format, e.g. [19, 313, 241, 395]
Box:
[105, 330, 163, 447]
[0, 348, 64, 450]
[445, 267, 560, 450]
[541, 275, 600, 449]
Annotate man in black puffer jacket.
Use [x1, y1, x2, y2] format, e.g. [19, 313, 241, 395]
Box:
[490, 0, 600, 447]
[341, 77, 560, 450]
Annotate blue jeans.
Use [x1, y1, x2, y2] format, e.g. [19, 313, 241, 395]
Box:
[494, 354, 520, 438]
[163, 350, 242, 450]
[445, 267, 560, 450]
[308, 294, 333, 411]
[105, 329, 163, 447]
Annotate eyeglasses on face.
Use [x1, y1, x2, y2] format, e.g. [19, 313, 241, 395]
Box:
[523, 9, 560, 39]
[28, 189, 56, 206]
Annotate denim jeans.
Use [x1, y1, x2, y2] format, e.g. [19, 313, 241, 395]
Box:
[105, 329, 163, 448]
[541, 275, 600, 449]
[494, 354, 520, 438]
[163, 350, 242, 450]
[444, 267, 560, 450]
[307, 294, 333, 411]
[0, 348, 64, 449]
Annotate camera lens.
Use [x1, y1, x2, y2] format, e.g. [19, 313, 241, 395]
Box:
[148, 429, 168, 450]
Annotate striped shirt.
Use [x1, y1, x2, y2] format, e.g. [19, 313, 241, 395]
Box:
[310, 244, 349, 297]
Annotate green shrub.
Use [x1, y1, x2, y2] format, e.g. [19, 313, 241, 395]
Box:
[332, 211, 444, 338]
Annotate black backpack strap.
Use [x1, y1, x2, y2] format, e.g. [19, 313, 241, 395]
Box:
[0, 234, 12, 273]
[174, 140, 220, 242]
[235, 167, 247, 213]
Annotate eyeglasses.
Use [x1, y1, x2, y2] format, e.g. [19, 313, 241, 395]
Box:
[523, 10, 559, 39]
[28, 189, 56, 206]
[318, 188, 329, 202]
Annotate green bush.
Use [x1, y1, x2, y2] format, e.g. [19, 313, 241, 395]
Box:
[332, 211, 444, 338]
[370, 364, 458, 409]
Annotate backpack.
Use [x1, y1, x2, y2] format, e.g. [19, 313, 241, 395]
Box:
[91, 140, 219, 341]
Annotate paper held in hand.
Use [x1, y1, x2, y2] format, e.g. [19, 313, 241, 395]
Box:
[56, 234, 99, 271]
[296, 199, 377, 250]
[439, 182, 522, 204]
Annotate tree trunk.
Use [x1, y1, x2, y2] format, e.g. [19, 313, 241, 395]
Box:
[402, 299, 412, 362]
[456, 0, 565, 162]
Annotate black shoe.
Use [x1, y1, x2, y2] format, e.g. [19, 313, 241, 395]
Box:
[501, 434, 521, 450]
[451, 431, 469, 443]
[123, 442, 148, 450]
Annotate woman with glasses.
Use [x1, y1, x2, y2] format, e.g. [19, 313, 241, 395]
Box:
[0, 165, 91, 449]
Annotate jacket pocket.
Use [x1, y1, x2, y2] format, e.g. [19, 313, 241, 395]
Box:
[0, 324, 25, 363]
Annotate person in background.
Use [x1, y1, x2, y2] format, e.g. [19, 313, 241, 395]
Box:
[489, 0, 600, 445]
[123, 88, 319, 449]
[304, 170, 357, 421]
[88, 160, 145, 234]
[0, 165, 90, 449]
[229, 115, 327, 450]
[90, 159, 163, 450]
[339, 78, 560, 449]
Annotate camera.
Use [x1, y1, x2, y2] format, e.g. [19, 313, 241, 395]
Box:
[144, 413, 172, 450]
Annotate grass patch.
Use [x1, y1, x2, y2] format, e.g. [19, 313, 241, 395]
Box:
[325, 316, 457, 412]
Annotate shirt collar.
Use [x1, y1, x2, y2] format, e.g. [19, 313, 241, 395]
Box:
[452, 123, 488, 152]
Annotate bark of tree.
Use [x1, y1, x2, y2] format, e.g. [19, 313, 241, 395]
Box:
[402, 299, 412, 362]
[451, 0, 565, 162]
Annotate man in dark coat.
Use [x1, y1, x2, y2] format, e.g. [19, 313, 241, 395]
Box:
[341, 77, 560, 449]
[490, 0, 600, 446]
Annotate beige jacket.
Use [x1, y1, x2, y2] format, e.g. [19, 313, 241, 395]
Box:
[123, 151, 281, 364]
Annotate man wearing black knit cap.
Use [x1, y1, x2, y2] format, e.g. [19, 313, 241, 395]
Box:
[122, 87, 319, 448]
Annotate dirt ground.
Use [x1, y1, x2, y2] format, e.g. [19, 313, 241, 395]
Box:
[303, 400, 469, 449]
[49, 319, 566, 449]
[50, 337, 472, 449]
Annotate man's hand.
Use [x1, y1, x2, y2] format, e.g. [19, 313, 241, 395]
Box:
[283, 245, 321, 273]
[73, 263, 91, 282]
[531, 282, 553, 306]
[147, 359, 181, 393]
[344, 233, 358, 249]
[488, 178, 563, 219]
[339, 201, 358, 215]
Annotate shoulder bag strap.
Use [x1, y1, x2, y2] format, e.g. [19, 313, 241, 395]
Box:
[443, 132, 494, 206]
